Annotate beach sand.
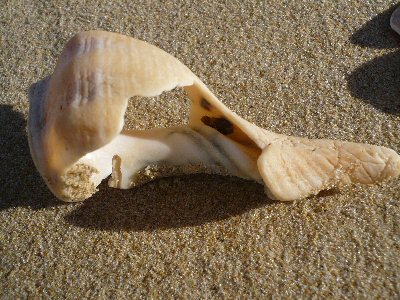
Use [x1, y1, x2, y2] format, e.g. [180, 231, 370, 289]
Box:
[1, 0, 399, 298]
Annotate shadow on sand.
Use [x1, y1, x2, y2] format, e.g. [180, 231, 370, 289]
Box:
[0, 104, 59, 210]
[348, 4, 400, 115]
[65, 174, 273, 232]
[347, 52, 400, 114]
[350, 4, 400, 49]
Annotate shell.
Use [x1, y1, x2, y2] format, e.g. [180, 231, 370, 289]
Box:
[28, 31, 400, 202]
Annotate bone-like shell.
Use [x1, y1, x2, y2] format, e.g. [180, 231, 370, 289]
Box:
[28, 31, 400, 202]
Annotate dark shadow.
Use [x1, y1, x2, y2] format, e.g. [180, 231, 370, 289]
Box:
[0, 104, 59, 210]
[348, 4, 400, 114]
[347, 51, 400, 114]
[65, 174, 274, 232]
[350, 4, 400, 49]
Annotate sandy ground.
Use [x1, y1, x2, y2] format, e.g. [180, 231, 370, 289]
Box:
[1, 0, 400, 298]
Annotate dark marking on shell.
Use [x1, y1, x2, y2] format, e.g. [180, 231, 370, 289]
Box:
[200, 98, 212, 111]
[201, 116, 234, 135]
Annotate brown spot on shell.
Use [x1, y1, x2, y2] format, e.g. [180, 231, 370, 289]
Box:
[201, 116, 234, 135]
[200, 98, 212, 111]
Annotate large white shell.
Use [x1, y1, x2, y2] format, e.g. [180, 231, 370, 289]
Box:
[28, 31, 400, 202]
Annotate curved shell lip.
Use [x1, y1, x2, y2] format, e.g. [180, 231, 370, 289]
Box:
[28, 77, 58, 196]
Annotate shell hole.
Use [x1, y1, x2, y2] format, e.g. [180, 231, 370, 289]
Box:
[123, 88, 190, 131]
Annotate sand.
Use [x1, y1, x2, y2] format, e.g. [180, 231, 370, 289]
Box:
[1, 0, 400, 298]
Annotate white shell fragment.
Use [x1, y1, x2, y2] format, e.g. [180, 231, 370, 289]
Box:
[28, 31, 400, 202]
